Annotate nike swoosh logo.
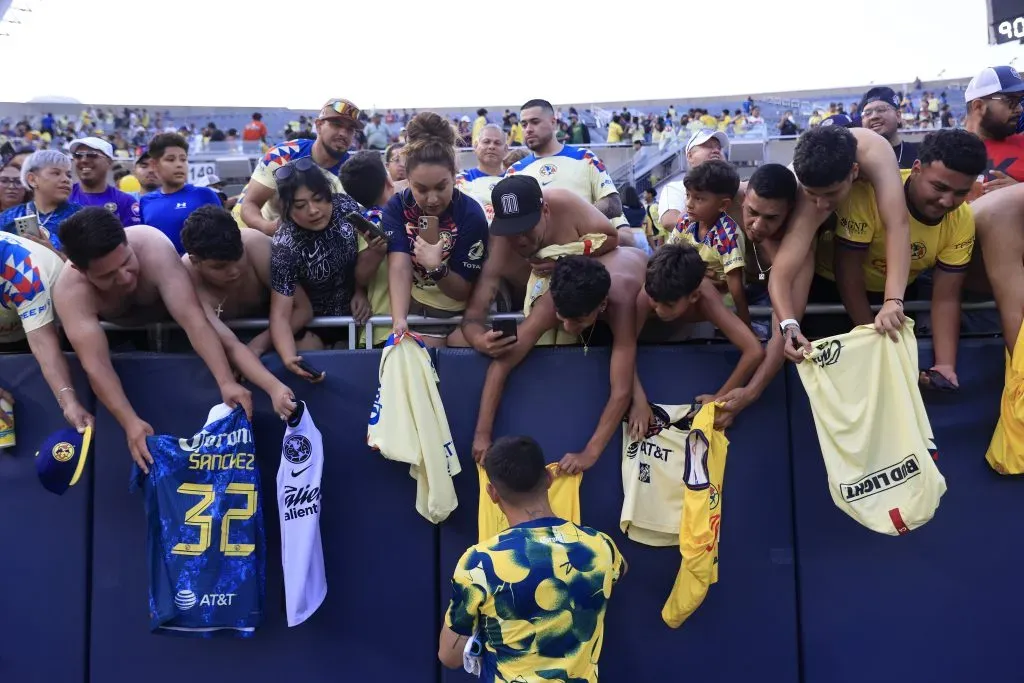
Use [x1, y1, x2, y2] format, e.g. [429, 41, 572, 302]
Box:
[291, 464, 312, 477]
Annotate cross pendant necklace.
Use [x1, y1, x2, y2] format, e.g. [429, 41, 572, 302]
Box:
[214, 296, 226, 318]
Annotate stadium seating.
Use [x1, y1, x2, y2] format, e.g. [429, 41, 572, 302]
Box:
[1, 337, 1021, 683]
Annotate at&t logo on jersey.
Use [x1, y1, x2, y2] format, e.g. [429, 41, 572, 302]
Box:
[174, 588, 237, 610]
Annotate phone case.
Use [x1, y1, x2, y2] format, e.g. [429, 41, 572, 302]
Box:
[418, 216, 441, 245]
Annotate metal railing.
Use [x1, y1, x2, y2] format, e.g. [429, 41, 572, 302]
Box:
[95, 301, 1000, 353]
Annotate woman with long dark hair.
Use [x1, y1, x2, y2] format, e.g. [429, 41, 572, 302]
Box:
[383, 112, 489, 347]
[269, 159, 382, 378]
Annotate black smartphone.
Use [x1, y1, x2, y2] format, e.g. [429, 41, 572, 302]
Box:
[492, 319, 517, 339]
[295, 359, 324, 379]
[344, 211, 389, 242]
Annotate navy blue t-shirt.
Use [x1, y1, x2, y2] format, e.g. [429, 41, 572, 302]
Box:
[381, 188, 488, 311]
[140, 184, 221, 254]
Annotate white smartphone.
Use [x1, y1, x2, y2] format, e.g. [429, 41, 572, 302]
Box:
[14, 214, 41, 239]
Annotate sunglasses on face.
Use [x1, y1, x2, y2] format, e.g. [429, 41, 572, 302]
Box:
[72, 151, 106, 161]
[273, 156, 316, 182]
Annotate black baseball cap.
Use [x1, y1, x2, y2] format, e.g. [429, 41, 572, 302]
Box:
[489, 175, 544, 236]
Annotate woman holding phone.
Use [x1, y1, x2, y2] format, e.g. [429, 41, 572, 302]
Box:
[0, 150, 82, 252]
[383, 112, 489, 347]
[269, 159, 384, 378]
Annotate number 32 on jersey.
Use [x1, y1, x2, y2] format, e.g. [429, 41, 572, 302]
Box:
[172, 483, 258, 557]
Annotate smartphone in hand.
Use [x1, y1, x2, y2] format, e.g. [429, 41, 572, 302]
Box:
[295, 359, 324, 379]
[344, 211, 388, 242]
[492, 318, 517, 339]
[417, 215, 440, 245]
[14, 214, 41, 239]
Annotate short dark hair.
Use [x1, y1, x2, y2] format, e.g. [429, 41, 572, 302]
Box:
[520, 99, 554, 116]
[793, 127, 858, 188]
[917, 128, 987, 177]
[645, 243, 705, 303]
[340, 151, 388, 209]
[181, 205, 243, 261]
[59, 207, 126, 269]
[549, 256, 611, 318]
[683, 159, 740, 197]
[384, 142, 405, 164]
[148, 133, 189, 160]
[277, 161, 335, 221]
[747, 163, 798, 204]
[484, 436, 548, 503]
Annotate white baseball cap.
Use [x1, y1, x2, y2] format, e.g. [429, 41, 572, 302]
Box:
[965, 66, 1024, 102]
[686, 128, 730, 157]
[69, 136, 113, 158]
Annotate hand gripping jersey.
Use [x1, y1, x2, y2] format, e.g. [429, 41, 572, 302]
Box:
[796, 321, 946, 535]
[986, 321, 1024, 474]
[661, 403, 729, 629]
[620, 403, 700, 547]
[367, 332, 461, 523]
[476, 463, 582, 543]
[132, 404, 265, 637]
[522, 234, 607, 347]
[277, 401, 326, 626]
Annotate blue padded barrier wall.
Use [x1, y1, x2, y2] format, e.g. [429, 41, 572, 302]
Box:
[788, 338, 1013, 683]
[0, 354, 93, 683]
[88, 352, 438, 683]
[435, 346, 800, 683]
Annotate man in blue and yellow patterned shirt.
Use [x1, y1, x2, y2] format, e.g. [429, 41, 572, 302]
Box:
[439, 436, 626, 682]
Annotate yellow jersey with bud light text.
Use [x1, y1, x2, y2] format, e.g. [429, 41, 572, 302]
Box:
[795, 321, 946, 535]
[476, 463, 581, 543]
[813, 169, 975, 292]
[620, 403, 700, 547]
[505, 145, 628, 228]
[661, 402, 729, 628]
[986, 320, 1024, 474]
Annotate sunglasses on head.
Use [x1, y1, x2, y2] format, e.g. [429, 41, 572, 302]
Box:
[273, 156, 316, 182]
[320, 99, 360, 121]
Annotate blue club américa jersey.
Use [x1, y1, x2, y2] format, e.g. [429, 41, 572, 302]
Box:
[131, 404, 266, 637]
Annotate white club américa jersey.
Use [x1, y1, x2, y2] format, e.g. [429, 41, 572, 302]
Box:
[455, 168, 502, 224]
[277, 401, 327, 626]
[504, 144, 628, 228]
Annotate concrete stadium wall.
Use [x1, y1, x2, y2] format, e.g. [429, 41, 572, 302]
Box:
[0, 339, 1017, 683]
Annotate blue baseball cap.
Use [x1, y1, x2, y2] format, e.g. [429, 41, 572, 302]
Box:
[966, 66, 1024, 102]
[860, 87, 900, 111]
[820, 114, 856, 128]
[35, 425, 92, 495]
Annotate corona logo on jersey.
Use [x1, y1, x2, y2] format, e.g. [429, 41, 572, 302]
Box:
[796, 322, 947, 535]
[178, 422, 253, 453]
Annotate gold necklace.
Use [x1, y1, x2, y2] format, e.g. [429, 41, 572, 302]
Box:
[214, 295, 227, 318]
